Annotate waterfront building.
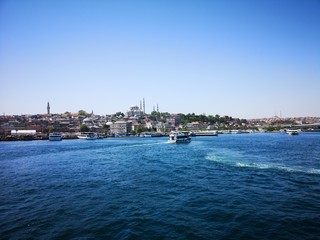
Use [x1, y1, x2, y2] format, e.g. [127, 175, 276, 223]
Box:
[11, 130, 36, 136]
[166, 115, 180, 126]
[110, 121, 132, 135]
[156, 122, 175, 132]
[132, 122, 141, 132]
[145, 121, 157, 130]
[82, 117, 95, 128]
[186, 122, 200, 130]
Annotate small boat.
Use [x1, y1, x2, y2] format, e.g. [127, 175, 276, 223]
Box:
[286, 129, 299, 135]
[168, 132, 191, 144]
[49, 132, 62, 141]
[78, 132, 98, 140]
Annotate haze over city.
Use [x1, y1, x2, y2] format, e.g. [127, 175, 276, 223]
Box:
[1, 0, 319, 119]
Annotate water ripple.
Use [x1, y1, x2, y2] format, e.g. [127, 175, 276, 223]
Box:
[1, 134, 320, 239]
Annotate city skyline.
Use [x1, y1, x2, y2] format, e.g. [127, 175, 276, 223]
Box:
[1, 0, 320, 119]
[1, 100, 318, 120]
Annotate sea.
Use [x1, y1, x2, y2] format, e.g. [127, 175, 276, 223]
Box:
[0, 133, 319, 240]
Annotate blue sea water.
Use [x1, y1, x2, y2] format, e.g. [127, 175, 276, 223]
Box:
[0, 133, 319, 239]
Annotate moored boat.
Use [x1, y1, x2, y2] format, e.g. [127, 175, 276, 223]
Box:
[191, 130, 218, 136]
[286, 129, 299, 135]
[168, 132, 191, 144]
[141, 132, 164, 137]
[49, 132, 62, 141]
[77, 132, 98, 140]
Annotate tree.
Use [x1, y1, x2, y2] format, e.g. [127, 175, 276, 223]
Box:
[78, 110, 87, 116]
[103, 124, 110, 134]
[48, 127, 54, 133]
[41, 127, 50, 134]
[199, 114, 207, 122]
[80, 124, 89, 132]
[151, 111, 160, 116]
[264, 126, 280, 132]
[134, 125, 151, 134]
[135, 125, 144, 134]
[115, 112, 124, 118]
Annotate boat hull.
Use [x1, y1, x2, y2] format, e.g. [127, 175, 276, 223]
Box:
[77, 133, 98, 140]
[192, 131, 218, 136]
[168, 132, 191, 144]
[49, 133, 62, 141]
[173, 139, 191, 143]
[286, 130, 299, 135]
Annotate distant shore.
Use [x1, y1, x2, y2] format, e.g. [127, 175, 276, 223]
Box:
[1, 130, 319, 142]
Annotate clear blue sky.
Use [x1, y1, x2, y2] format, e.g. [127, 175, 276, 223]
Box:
[1, 0, 319, 118]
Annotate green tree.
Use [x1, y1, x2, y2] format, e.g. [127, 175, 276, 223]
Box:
[103, 124, 110, 134]
[115, 112, 124, 118]
[151, 111, 160, 116]
[48, 127, 54, 133]
[199, 114, 207, 122]
[80, 124, 89, 132]
[265, 126, 280, 132]
[78, 110, 87, 116]
[135, 125, 144, 134]
[41, 127, 50, 134]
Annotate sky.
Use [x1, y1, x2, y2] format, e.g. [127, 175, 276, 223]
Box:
[1, 0, 319, 119]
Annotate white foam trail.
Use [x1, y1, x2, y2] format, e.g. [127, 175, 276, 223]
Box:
[235, 162, 269, 169]
[126, 142, 167, 148]
[206, 154, 320, 175]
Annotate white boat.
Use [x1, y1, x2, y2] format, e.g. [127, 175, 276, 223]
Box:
[191, 130, 218, 136]
[142, 132, 153, 137]
[77, 132, 98, 140]
[168, 132, 191, 144]
[230, 130, 242, 134]
[286, 129, 299, 135]
[49, 132, 62, 141]
[141, 132, 164, 137]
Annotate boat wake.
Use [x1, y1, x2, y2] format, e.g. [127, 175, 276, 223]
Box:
[111, 140, 190, 147]
[121, 141, 167, 148]
[205, 154, 320, 175]
[235, 162, 320, 175]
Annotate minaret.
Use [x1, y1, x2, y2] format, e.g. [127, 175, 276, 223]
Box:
[157, 104, 159, 112]
[143, 98, 145, 113]
[140, 100, 142, 111]
[47, 102, 50, 115]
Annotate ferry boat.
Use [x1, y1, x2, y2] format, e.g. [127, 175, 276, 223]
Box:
[49, 132, 62, 141]
[77, 132, 98, 140]
[286, 129, 299, 135]
[168, 132, 191, 144]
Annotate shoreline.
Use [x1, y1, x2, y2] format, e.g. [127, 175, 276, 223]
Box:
[1, 130, 319, 142]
